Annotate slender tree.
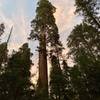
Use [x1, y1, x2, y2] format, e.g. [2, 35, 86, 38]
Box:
[49, 55, 66, 100]
[75, 0, 100, 28]
[0, 23, 7, 73]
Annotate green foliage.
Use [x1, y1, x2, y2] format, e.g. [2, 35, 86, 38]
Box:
[67, 0, 100, 99]
[75, 0, 100, 28]
[0, 42, 7, 68]
[29, 0, 60, 47]
[50, 55, 66, 100]
[62, 60, 76, 100]
[0, 43, 35, 100]
[0, 23, 5, 37]
[0, 23, 7, 68]
[67, 23, 100, 62]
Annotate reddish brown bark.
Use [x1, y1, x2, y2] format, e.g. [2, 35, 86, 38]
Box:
[38, 32, 48, 96]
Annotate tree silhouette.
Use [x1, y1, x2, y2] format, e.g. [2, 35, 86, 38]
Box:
[0, 43, 34, 100]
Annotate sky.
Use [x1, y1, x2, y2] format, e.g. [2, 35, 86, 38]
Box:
[0, 0, 81, 49]
[0, 0, 82, 80]
[0, 0, 37, 50]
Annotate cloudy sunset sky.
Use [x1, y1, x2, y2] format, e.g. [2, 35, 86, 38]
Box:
[0, 0, 81, 50]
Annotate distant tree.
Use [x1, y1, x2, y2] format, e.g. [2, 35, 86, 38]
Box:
[0, 43, 35, 100]
[70, 65, 92, 100]
[0, 42, 7, 72]
[0, 23, 5, 37]
[0, 23, 7, 73]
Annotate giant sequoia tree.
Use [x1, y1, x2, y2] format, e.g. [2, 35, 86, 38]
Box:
[29, 0, 61, 98]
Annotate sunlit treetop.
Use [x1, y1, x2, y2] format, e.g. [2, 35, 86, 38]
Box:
[29, 0, 61, 47]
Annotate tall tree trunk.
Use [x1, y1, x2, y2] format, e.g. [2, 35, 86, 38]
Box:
[38, 31, 48, 98]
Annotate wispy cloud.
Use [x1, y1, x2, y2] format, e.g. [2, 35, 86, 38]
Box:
[0, 0, 81, 70]
[0, 0, 81, 50]
[0, 0, 29, 51]
[51, 0, 75, 31]
[50, 0, 82, 44]
[50, 0, 82, 66]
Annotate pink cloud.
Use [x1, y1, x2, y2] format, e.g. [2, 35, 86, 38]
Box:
[0, 0, 29, 51]
[50, 0, 76, 33]
[50, 0, 82, 46]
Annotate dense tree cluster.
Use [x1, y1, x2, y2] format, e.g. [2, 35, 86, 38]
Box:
[0, 43, 35, 100]
[67, 0, 100, 100]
